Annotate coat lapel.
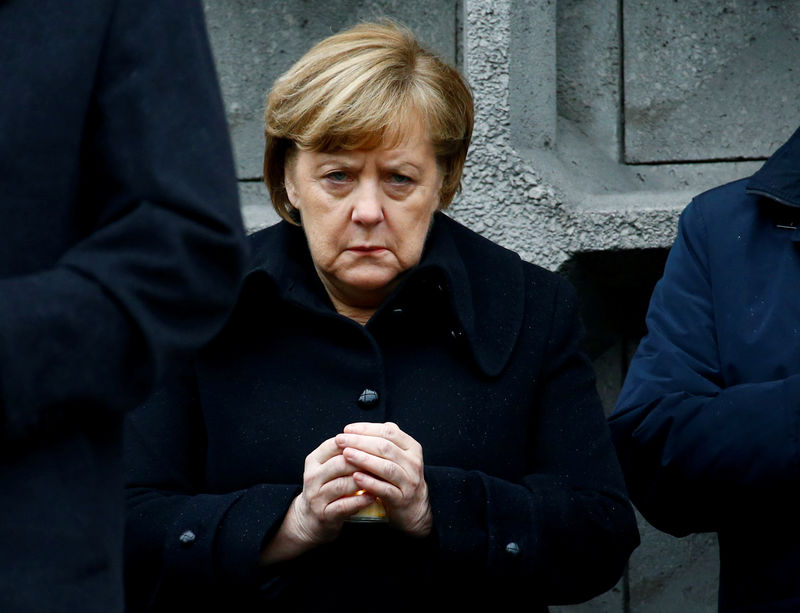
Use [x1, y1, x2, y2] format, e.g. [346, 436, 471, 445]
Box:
[412, 214, 525, 377]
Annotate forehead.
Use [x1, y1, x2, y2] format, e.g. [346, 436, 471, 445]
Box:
[298, 121, 435, 166]
[312, 104, 431, 151]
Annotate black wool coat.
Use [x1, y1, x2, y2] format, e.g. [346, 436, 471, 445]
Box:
[0, 1, 247, 611]
[125, 213, 639, 612]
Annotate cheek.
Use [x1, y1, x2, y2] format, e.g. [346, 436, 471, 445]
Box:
[396, 212, 435, 264]
[303, 214, 345, 268]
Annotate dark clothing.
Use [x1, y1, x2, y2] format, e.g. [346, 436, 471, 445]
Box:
[610, 127, 800, 612]
[125, 213, 639, 612]
[0, 1, 247, 610]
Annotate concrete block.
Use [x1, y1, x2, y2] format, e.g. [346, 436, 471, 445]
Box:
[628, 513, 719, 613]
[510, 0, 557, 151]
[623, 0, 800, 162]
[239, 180, 280, 233]
[203, 0, 458, 179]
[550, 580, 625, 613]
[556, 0, 621, 160]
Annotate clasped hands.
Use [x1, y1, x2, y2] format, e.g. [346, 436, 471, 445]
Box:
[261, 422, 432, 565]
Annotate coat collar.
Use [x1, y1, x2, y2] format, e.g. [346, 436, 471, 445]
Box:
[244, 212, 525, 377]
[746, 125, 800, 209]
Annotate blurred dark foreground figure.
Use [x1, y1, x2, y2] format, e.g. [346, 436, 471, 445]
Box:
[124, 20, 639, 613]
[0, 1, 248, 611]
[610, 125, 800, 612]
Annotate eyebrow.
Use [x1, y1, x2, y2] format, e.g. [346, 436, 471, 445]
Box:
[313, 154, 359, 169]
[384, 158, 425, 173]
[364, 159, 426, 173]
[313, 148, 428, 173]
[312, 151, 361, 166]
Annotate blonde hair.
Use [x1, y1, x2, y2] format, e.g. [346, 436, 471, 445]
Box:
[264, 20, 474, 224]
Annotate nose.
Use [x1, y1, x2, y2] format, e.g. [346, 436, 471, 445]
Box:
[351, 181, 385, 226]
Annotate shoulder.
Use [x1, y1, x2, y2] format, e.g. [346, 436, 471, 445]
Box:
[437, 212, 573, 309]
[435, 214, 578, 372]
[521, 261, 581, 347]
[522, 258, 571, 300]
[244, 221, 299, 269]
[246, 221, 285, 250]
[435, 214, 520, 266]
[224, 223, 291, 315]
[438, 213, 563, 281]
[691, 177, 750, 209]
[683, 177, 758, 233]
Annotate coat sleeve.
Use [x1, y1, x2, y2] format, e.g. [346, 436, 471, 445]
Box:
[608, 201, 800, 537]
[424, 276, 640, 605]
[124, 361, 299, 611]
[0, 0, 248, 443]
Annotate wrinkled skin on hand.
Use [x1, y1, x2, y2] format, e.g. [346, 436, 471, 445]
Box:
[335, 421, 432, 538]
[260, 436, 379, 565]
[261, 422, 432, 566]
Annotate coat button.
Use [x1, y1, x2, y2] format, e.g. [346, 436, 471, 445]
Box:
[357, 388, 379, 409]
[505, 542, 521, 556]
[178, 530, 196, 547]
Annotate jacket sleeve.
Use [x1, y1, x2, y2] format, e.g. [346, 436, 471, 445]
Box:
[424, 276, 640, 605]
[124, 361, 299, 611]
[0, 0, 248, 443]
[608, 201, 800, 537]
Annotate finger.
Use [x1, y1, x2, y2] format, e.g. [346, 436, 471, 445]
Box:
[335, 432, 403, 463]
[306, 437, 345, 467]
[342, 422, 415, 449]
[308, 454, 359, 489]
[341, 446, 406, 488]
[317, 474, 362, 501]
[352, 470, 401, 501]
[324, 491, 378, 519]
[301, 462, 361, 522]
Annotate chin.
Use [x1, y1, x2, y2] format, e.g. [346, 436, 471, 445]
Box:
[343, 270, 402, 294]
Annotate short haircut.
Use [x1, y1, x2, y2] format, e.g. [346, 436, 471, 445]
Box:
[264, 20, 474, 224]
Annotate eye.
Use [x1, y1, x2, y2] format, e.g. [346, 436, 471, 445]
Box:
[324, 170, 349, 182]
[389, 173, 413, 185]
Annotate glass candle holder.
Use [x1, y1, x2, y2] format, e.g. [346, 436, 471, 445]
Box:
[346, 490, 388, 523]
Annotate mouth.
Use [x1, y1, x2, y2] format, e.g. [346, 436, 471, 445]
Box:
[347, 245, 387, 255]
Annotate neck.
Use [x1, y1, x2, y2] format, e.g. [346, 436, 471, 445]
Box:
[330, 300, 376, 325]
[318, 276, 385, 325]
[314, 264, 400, 325]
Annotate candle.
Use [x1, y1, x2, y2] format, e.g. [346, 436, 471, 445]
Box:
[347, 490, 388, 523]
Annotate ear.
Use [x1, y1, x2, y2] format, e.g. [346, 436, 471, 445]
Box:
[284, 167, 300, 209]
[434, 169, 446, 211]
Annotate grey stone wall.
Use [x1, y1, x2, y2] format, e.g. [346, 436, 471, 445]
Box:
[623, 1, 800, 163]
[202, 1, 800, 610]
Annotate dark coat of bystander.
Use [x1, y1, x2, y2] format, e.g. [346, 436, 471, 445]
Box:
[0, 1, 248, 610]
[610, 126, 800, 612]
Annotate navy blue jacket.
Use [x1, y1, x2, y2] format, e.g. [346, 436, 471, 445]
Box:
[610, 126, 800, 612]
[124, 213, 639, 612]
[0, 1, 247, 610]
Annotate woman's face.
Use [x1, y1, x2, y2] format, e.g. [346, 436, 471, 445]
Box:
[285, 121, 443, 310]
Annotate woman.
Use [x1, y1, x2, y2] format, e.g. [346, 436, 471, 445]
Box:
[124, 21, 639, 612]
